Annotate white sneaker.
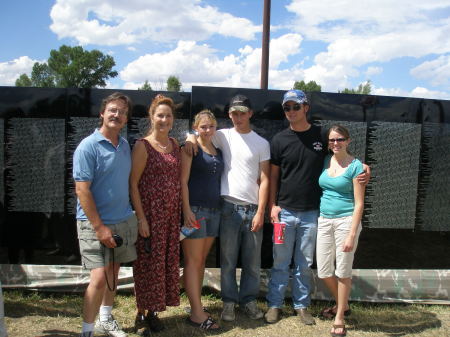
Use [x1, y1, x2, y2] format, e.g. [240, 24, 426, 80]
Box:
[221, 302, 236, 321]
[94, 315, 127, 337]
[243, 300, 263, 320]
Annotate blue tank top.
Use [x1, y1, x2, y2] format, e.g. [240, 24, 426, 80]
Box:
[188, 146, 224, 208]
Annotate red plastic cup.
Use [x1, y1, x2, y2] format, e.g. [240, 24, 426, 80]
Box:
[273, 222, 286, 244]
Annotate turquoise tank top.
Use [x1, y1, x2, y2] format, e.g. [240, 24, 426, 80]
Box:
[319, 155, 363, 218]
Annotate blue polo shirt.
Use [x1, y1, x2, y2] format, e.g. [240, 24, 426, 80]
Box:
[73, 129, 133, 224]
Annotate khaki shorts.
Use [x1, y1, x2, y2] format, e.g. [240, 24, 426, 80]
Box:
[77, 214, 138, 270]
[316, 215, 361, 279]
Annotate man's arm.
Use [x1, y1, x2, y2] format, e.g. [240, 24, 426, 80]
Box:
[75, 181, 116, 248]
[269, 163, 281, 223]
[183, 133, 199, 156]
[356, 163, 371, 185]
[251, 160, 270, 232]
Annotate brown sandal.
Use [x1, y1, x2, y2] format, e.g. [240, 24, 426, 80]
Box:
[331, 324, 347, 337]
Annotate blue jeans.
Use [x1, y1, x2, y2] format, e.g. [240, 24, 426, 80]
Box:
[220, 200, 263, 305]
[266, 208, 318, 309]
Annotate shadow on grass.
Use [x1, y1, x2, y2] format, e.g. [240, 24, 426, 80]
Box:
[4, 290, 81, 318]
[339, 303, 441, 336]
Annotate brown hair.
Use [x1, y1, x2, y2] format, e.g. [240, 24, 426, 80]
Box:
[192, 109, 217, 129]
[147, 94, 175, 135]
[98, 92, 132, 126]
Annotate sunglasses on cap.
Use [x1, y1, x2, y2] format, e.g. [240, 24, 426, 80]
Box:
[283, 104, 302, 112]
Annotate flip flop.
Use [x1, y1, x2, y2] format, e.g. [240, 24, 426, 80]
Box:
[186, 316, 220, 330]
[331, 324, 347, 337]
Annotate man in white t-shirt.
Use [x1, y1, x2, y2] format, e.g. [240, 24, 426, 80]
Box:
[187, 94, 270, 321]
[215, 94, 270, 321]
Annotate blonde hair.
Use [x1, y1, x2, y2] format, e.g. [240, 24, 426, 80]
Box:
[192, 109, 217, 129]
[147, 94, 175, 135]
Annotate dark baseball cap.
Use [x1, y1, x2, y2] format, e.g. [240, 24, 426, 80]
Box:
[229, 94, 252, 112]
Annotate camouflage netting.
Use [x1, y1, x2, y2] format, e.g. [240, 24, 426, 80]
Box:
[0, 265, 448, 304]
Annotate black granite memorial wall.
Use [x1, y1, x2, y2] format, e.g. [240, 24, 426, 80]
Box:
[0, 85, 448, 269]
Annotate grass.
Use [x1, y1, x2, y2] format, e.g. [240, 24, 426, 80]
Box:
[3, 289, 450, 337]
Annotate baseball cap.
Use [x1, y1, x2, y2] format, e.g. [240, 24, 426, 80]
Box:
[229, 94, 252, 112]
[282, 89, 308, 105]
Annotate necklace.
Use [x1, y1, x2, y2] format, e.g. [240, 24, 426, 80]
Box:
[331, 155, 351, 174]
[153, 138, 169, 150]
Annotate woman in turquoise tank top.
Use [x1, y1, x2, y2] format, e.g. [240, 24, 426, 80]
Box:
[316, 125, 366, 337]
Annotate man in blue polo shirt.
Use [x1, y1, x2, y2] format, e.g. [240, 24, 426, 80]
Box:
[73, 92, 137, 337]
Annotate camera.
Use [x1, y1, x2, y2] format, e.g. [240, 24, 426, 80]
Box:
[112, 234, 123, 248]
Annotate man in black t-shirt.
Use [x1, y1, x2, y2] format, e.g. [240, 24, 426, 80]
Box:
[265, 90, 369, 326]
[265, 89, 325, 325]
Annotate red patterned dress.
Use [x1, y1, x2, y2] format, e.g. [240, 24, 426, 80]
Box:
[133, 137, 181, 312]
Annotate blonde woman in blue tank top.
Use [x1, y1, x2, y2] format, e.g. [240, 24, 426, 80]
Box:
[316, 125, 366, 337]
[180, 110, 223, 331]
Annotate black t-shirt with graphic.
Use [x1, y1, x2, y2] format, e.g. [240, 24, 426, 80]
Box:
[270, 125, 327, 211]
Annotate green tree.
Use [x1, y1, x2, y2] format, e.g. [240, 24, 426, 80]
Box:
[138, 80, 152, 91]
[15, 74, 32, 87]
[166, 75, 182, 92]
[31, 62, 56, 87]
[293, 80, 321, 92]
[15, 45, 118, 88]
[15, 63, 55, 87]
[340, 80, 372, 94]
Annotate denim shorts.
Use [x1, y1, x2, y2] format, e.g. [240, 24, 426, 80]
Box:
[187, 205, 221, 239]
[77, 213, 138, 270]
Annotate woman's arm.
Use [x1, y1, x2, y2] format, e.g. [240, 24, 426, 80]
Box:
[180, 147, 196, 228]
[129, 141, 150, 237]
[342, 177, 366, 252]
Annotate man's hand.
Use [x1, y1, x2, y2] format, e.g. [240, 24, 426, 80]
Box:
[270, 205, 282, 223]
[95, 224, 116, 248]
[251, 212, 264, 232]
[183, 134, 198, 156]
[356, 163, 371, 185]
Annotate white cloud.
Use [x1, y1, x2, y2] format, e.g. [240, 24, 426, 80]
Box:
[366, 66, 383, 77]
[410, 86, 450, 99]
[120, 34, 304, 90]
[0, 56, 38, 86]
[373, 86, 450, 100]
[410, 55, 450, 86]
[50, 0, 260, 46]
[283, 0, 450, 91]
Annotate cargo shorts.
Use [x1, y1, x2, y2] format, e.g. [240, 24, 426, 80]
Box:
[77, 213, 138, 270]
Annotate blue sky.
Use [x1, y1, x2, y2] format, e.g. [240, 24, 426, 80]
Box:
[1, 0, 450, 99]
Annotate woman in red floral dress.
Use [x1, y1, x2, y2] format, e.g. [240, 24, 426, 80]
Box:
[130, 94, 181, 334]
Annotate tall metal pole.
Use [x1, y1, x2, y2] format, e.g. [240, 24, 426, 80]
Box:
[260, 0, 271, 89]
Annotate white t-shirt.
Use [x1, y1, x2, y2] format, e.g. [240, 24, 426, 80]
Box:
[213, 128, 270, 205]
